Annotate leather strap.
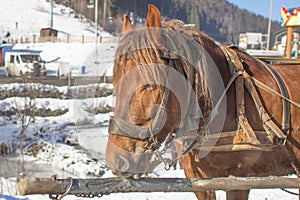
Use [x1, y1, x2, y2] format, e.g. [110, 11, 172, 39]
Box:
[220, 46, 261, 145]
[256, 59, 291, 132]
[236, 75, 260, 144]
[219, 45, 287, 149]
[243, 72, 287, 140]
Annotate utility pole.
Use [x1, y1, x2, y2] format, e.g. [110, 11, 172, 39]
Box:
[267, 0, 273, 50]
[95, 0, 98, 56]
[103, 0, 107, 21]
[50, 0, 54, 28]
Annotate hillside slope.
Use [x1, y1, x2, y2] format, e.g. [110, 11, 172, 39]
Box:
[70, 0, 282, 44]
[0, 0, 111, 41]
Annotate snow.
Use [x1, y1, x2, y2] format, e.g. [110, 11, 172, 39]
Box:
[0, 0, 298, 200]
[0, 0, 117, 78]
[12, 42, 118, 77]
[0, 0, 111, 39]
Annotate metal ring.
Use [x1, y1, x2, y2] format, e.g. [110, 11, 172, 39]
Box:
[49, 194, 59, 200]
[56, 177, 73, 200]
[164, 163, 171, 171]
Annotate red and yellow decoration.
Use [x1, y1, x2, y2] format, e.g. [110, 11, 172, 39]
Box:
[281, 6, 300, 27]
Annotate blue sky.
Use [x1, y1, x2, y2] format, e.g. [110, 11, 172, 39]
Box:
[226, 0, 299, 21]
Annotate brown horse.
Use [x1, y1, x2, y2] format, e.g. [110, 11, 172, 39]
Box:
[106, 4, 300, 200]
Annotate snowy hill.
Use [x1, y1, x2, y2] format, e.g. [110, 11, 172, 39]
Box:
[0, 0, 117, 77]
[0, 0, 111, 40]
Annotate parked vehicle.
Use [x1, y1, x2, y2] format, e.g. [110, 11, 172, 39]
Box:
[238, 32, 268, 50]
[0, 45, 46, 77]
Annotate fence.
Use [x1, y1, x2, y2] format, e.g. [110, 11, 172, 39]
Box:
[6, 35, 119, 44]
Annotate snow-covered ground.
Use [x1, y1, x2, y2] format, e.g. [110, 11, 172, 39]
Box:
[11, 42, 117, 77]
[0, 0, 117, 78]
[0, 0, 299, 200]
[0, 0, 112, 39]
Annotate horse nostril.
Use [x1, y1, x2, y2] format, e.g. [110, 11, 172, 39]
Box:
[117, 155, 130, 172]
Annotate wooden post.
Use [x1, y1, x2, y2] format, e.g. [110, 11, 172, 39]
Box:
[81, 35, 84, 43]
[67, 71, 71, 87]
[286, 26, 293, 58]
[103, 71, 107, 83]
[66, 35, 70, 43]
[18, 176, 300, 196]
[51, 34, 54, 43]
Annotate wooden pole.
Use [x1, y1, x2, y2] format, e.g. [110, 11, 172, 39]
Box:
[67, 70, 71, 86]
[18, 176, 300, 196]
[51, 33, 54, 43]
[103, 0, 107, 21]
[286, 26, 293, 58]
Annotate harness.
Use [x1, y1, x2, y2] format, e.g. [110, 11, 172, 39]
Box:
[206, 46, 289, 152]
[108, 44, 297, 170]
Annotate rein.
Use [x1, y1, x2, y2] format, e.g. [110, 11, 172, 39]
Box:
[250, 77, 300, 108]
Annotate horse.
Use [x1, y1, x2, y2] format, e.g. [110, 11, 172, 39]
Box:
[106, 4, 300, 200]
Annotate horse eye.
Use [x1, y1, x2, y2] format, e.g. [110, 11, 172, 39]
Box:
[142, 83, 153, 90]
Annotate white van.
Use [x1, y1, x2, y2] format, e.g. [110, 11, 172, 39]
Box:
[4, 52, 47, 77]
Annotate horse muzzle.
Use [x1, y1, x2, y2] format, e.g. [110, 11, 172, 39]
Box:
[106, 139, 159, 176]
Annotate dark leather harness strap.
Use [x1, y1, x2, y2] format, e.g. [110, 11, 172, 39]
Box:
[229, 46, 289, 140]
[221, 46, 261, 144]
[220, 45, 288, 147]
[256, 59, 291, 132]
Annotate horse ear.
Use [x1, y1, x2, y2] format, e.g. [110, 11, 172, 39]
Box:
[146, 4, 161, 28]
[122, 14, 133, 34]
[146, 4, 161, 44]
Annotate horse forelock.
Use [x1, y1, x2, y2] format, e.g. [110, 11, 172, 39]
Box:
[113, 27, 164, 86]
[113, 20, 214, 115]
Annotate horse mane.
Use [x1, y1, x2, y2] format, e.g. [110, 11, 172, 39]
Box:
[114, 19, 215, 117]
[162, 20, 217, 49]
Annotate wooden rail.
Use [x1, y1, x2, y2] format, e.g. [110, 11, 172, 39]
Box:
[18, 176, 300, 197]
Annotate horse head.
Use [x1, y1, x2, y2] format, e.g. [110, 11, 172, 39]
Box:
[105, 4, 181, 178]
[106, 4, 226, 178]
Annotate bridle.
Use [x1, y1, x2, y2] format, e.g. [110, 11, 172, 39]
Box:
[108, 49, 180, 150]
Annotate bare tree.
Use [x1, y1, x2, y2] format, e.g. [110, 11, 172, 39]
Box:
[14, 78, 37, 178]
